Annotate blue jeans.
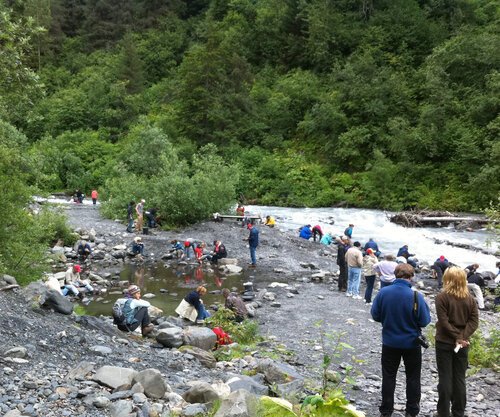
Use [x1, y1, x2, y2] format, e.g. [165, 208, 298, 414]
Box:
[197, 304, 211, 320]
[347, 267, 362, 296]
[381, 280, 393, 288]
[250, 245, 257, 265]
[127, 218, 134, 232]
[364, 275, 375, 303]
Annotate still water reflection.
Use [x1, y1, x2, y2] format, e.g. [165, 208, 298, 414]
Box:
[84, 262, 253, 317]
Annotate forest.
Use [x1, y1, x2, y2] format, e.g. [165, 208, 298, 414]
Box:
[0, 0, 499, 278]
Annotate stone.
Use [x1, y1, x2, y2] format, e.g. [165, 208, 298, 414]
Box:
[226, 375, 268, 396]
[182, 326, 217, 351]
[214, 389, 258, 417]
[179, 346, 217, 369]
[182, 404, 207, 416]
[255, 358, 303, 385]
[223, 265, 243, 274]
[109, 399, 135, 417]
[93, 397, 111, 408]
[40, 289, 74, 315]
[90, 345, 112, 356]
[1, 274, 18, 285]
[93, 366, 138, 390]
[156, 328, 183, 348]
[148, 305, 164, 321]
[182, 381, 219, 404]
[3, 347, 28, 359]
[133, 369, 168, 399]
[219, 258, 238, 265]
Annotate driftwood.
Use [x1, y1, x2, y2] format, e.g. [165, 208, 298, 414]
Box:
[389, 210, 492, 229]
[431, 238, 500, 257]
[0, 284, 20, 291]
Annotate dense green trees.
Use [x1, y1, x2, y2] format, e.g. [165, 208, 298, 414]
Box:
[1, 0, 499, 220]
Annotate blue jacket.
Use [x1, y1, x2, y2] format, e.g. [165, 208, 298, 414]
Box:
[249, 227, 259, 247]
[371, 279, 431, 349]
[364, 239, 379, 252]
[320, 234, 333, 245]
[344, 227, 353, 238]
[299, 226, 312, 240]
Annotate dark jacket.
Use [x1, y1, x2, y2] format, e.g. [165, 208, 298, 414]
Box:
[467, 273, 485, 287]
[397, 246, 414, 258]
[371, 279, 431, 349]
[435, 292, 479, 345]
[337, 244, 347, 267]
[364, 239, 379, 252]
[248, 227, 259, 247]
[185, 291, 203, 312]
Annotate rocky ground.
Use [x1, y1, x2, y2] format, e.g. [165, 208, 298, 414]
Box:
[0, 201, 498, 417]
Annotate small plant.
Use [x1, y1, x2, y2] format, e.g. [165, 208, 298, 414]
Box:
[206, 307, 261, 345]
[468, 329, 500, 373]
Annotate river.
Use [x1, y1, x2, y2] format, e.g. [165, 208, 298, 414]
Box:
[247, 205, 499, 272]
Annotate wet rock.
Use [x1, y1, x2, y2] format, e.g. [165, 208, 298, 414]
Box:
[40, 289, 74, 315]
[180, 346, 217, 369]
[156, 327, 183, 348]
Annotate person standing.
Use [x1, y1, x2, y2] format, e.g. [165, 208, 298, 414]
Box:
[336, 236, 350, 292]
[374, 255, 398, 288]
[435, 266, 479, 417]
[126, 201, 135, 233]
[371, 264, 431, 417]
[91, 189, 98, 206]
[363, 248, 378, 304]
[345, 241, 363, 299]
[344, 223, 354, 239]
[247, 223, 259, 268]
[135, 199, 145, 232]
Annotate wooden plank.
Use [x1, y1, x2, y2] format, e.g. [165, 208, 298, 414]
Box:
[415, 217, 490, 223]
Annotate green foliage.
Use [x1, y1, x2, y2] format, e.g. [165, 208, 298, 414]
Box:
[206, 307, 260, 346]
[468, 329, 500, 372]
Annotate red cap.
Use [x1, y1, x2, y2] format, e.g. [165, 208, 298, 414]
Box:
[73, 265, 81, 272]
[439, 256, 445, 261]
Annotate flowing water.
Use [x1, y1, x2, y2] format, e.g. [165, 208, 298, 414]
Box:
[248, 205, 498, 271]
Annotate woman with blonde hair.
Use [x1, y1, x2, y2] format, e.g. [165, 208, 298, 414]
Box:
[184, 286, 210, 323]
[435, 266, 479, 417]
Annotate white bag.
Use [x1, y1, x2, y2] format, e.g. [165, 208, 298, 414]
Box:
[175, 299, 198, 322]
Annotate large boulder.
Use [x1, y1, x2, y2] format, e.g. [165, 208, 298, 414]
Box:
[93, 366, 138, 390]
[132, 369, 168, 399]
[40, 290, 74, 315]
[148, 305, 164, 321]
[226, 374, 268, 396]
[255, 358, 303, 385]
[182, 326, 217, 351]
[182, 381, 219, 404]
[179, 346, 216, 369]
[156, 328, 183, 348]
[214, 389, 258, 417]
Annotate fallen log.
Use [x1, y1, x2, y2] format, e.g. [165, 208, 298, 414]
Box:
[0, 284, 20, 291]
[389, 211, 494, 228]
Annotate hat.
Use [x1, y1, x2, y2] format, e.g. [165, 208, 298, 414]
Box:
[439, 255, 445, 261]
[141, 199, 145, 203]
[366, 248, 374, 255]
[134, 236, 142, 242]
[73, 265, 81, 272]
[128, 285, 140, 295]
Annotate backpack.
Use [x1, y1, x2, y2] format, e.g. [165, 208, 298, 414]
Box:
[112, 299, 135, 326]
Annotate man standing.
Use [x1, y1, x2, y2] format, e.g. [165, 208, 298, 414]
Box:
[336, 236, 350, 292]
[345, 241, 363, 299]
[374, 255, 398, 288]
[247, 223, 259, 268]
[344, 223, 354, 239]
[371, 264, 431, 417]
[127, 201, 135, 233]
[135, 199, 145, 232]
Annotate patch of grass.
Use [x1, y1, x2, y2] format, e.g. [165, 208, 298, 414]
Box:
[468, 329, 500, 373]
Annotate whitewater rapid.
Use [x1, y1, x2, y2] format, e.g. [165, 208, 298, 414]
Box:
[248, 205, 499, 273]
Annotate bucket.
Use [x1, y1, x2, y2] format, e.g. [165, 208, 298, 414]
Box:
[143, 227, 149, 235]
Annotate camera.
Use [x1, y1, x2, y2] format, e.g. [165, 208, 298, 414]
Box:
[415, 334, 429, 349]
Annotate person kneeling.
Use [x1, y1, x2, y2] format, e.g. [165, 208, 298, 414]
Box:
[222, 288, 248, 322]
[113, 285, 154, 337]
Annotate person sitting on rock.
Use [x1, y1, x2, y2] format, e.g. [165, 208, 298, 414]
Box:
[193, 242, 206, 264]
[184, 286, 211, 323]
[205, 240, 227, 265]
[222, 288, 248, 322]
[264, 215, 276, 227]
[114, 285, 154, 336]
[312, 225, 323, 242]
[65, 264, 94, 294]
[77, 240, 92, 261]
[432, 256, 450, 289]
[132, 237, 145, 258]
[299, 224, 312, 240]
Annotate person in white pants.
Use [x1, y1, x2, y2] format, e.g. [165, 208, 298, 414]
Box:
[467, 283, 485, 309]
